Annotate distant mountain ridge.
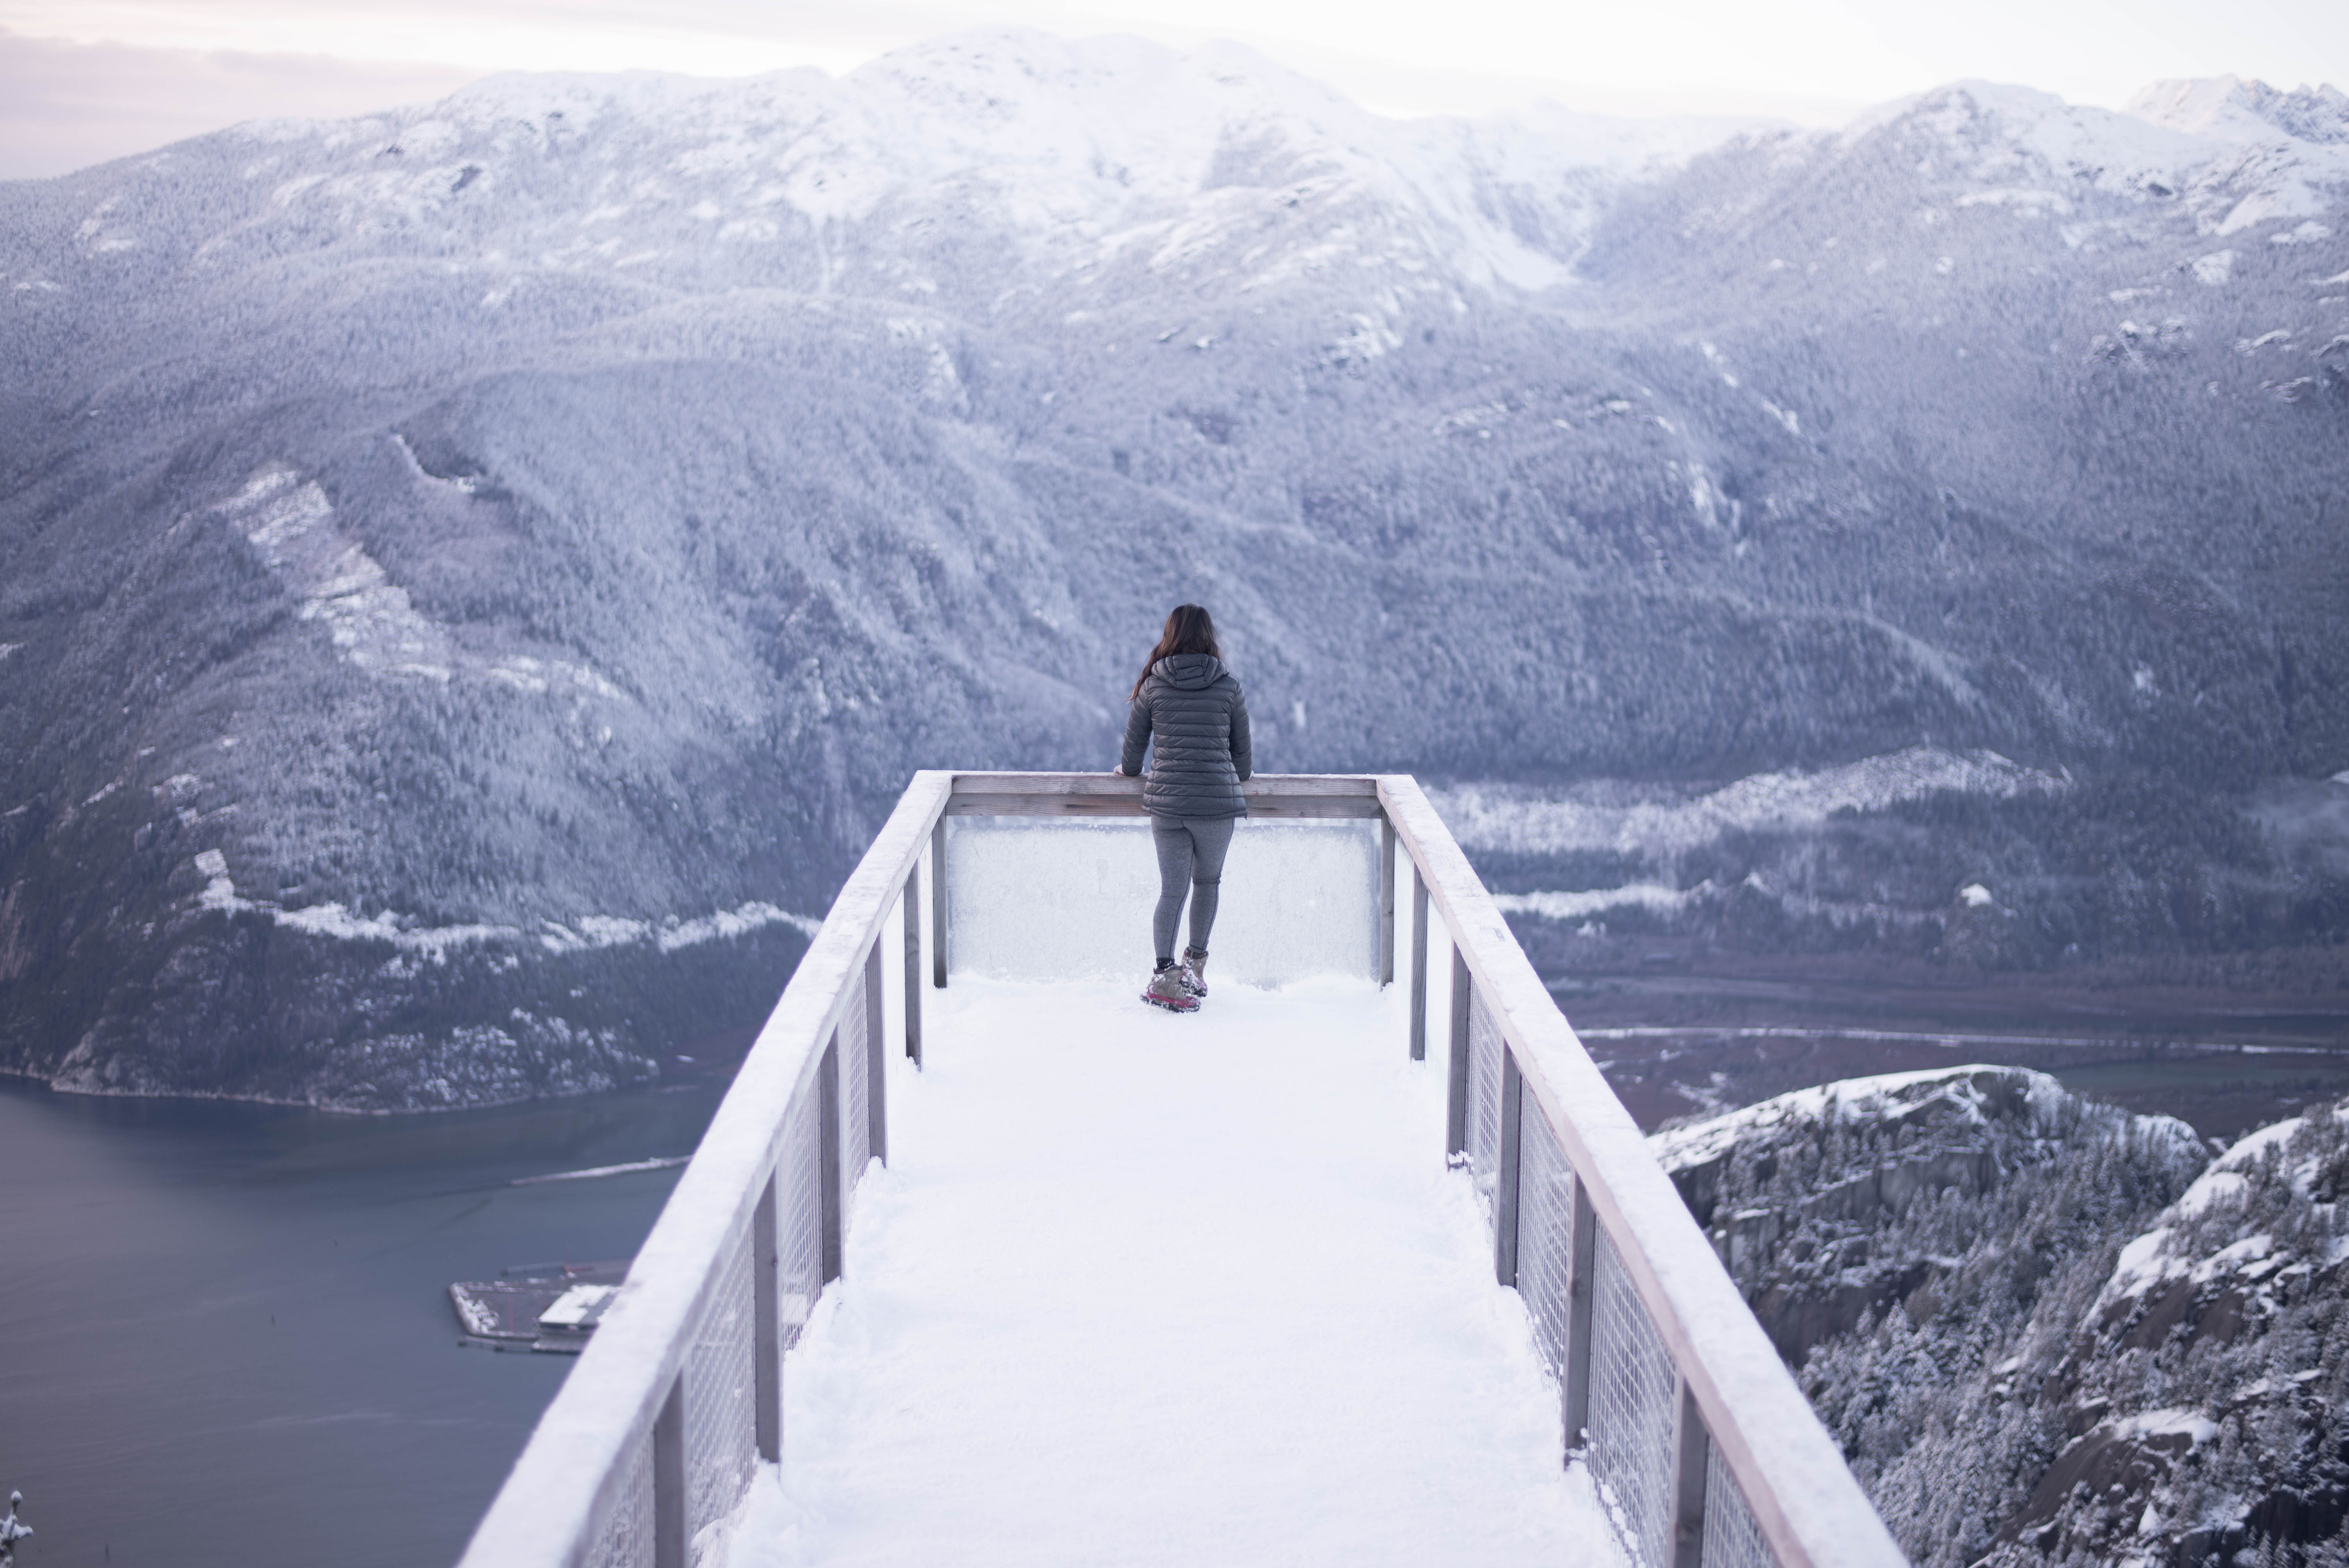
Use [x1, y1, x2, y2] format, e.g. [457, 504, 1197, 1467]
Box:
[1, 32, 2345, 1107]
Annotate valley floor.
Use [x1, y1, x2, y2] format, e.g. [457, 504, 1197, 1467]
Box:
[1537, 950, 2349, 1139]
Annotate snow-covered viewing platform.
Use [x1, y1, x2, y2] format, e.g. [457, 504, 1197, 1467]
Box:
[729, 978, 1616, 1566]
[457, 774, 1905, 1568]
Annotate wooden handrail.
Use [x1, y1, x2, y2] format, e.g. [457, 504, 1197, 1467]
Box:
[1376, 775, 1905, 1568]
[458, 770, 1903, 1568]
[456, 772, 954, 1568]
[944, 771, 1383, 817]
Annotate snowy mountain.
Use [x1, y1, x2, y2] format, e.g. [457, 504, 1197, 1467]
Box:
[1, 33, 2345, 1108]
[1653, 1066, 2206, 1363]
[1658, 1069, 2349, 1565]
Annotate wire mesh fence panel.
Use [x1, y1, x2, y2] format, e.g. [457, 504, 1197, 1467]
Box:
[1703, 1435, 1779, 1568]
[1467, 984, 1505, 1209]
[839, 980, 871, 1205]
[1590, 1228, 1680, 1568]
[583, 1427, 655, 1568]
[683, 1226, 759, 1545]
[778, 1082, 824, 1350]
[1515, 1106, 1577, 1382]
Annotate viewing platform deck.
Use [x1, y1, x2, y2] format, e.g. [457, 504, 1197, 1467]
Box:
[724, 976, 1623, 1567]
[457, 773, 1908, 1568]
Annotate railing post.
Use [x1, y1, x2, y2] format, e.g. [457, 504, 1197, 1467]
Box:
[1564, 1179, 1597, 1447]
[1495, 1049, 1524, 1286]
[1408, 865, 1430, 1060]
[653, 1374, 686, 1568]
[1670, 1377, 1711, 1568]
[930, 818, 947, 988]
[864, 941, 887, 1164]
[818, 1033, 843, 1285]
[1445, 946, 1472, 1158]
[753, 1173, 781, 1463]
[1378, 814, 1396, 985]
[902, 870, 923, 1065]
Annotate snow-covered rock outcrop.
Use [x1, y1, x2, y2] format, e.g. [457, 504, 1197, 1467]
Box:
[1659, 1072, 2349, 1566]
[2001, 1104, 2349, 1567]
[1653, 1066, 2203, 1364]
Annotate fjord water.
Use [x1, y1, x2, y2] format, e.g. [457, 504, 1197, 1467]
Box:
[0, 1076, 724, 1568]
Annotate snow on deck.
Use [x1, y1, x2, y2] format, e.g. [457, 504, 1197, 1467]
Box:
[725, 976, 1625, 1568]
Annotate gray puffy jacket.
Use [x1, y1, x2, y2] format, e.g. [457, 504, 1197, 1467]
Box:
[1120, 654, 1253, 818]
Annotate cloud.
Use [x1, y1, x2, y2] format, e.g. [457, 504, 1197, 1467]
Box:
[0, 28, 481, 179]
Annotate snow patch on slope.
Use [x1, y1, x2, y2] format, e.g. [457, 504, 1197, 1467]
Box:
[1491, 883, 1701, 921]
[192, 849, 813, 959]
[217, 465, 631, 700]
[537, 903, 821, 954]
[224, 466, 454, 680]
[1431, 747, 2065, 859]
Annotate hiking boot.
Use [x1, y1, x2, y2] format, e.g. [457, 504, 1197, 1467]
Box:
[1180, 950, 1209, 998]
[1143, 963, 1199, 1013]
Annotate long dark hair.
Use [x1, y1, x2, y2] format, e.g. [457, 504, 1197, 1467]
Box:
[1130, 604, 1221, 700]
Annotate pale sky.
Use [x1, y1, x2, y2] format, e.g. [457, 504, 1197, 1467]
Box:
[4, 0, 2346, 179]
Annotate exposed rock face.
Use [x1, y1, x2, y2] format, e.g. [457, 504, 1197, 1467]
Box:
[1998, 1106, 2349, 1568]
[1654, 1067, 2206, 1369]
[3, 35, 2347, 1105]
[1657, 1071, 2349, 1566]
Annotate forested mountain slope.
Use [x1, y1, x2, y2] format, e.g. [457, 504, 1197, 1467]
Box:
[2, 34, 2344, 1106]
[1657, 1068, 2349, 1565]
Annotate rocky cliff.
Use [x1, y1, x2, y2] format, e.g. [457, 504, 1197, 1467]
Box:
[1657, 1067, 2349, 1565]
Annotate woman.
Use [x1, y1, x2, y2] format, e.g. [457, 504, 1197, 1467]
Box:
[1118, 604, 1252, 1013]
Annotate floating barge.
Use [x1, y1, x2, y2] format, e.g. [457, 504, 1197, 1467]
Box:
[450, 1259, 629, 1354]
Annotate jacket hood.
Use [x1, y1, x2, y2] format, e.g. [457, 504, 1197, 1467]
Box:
[1153, 653, 1228, 690]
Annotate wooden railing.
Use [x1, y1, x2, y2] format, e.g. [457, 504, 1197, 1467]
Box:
[454, 773, 1905, 1568]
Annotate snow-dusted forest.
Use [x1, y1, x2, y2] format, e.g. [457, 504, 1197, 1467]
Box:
[0, 34, 2344, 1111]
[1657, 1069, 2349, 1564]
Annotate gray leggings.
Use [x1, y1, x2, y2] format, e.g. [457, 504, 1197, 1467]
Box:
[1150, 814, 1235, 966]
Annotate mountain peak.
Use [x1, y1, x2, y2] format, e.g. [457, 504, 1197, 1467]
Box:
[2126, 75, 2349, 146]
